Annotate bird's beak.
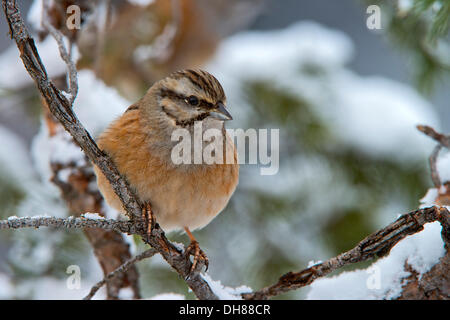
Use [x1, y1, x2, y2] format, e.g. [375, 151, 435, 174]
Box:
[209, 102, 233, 121]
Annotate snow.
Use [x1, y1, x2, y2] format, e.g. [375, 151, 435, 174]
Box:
[27, 0, 44, 31]
[56, 167, 73, 183]
[16, 276, 106, 300]
[436, 150, 450, 183]
[82, 213, 105, 220]
[7, 214, 51, 221]
[118, 287, 134, 299]
[328, 75, 437, 160]
[200, 273, 252, 300]
[127, 0, 155, 6]
[72, 70, 130, 138]
[149, 293, 185, 300]
[209, 21, 354, 82]
[48, 130, 85, 166]
[420, 188, 439, 207]
[101, 201, 121, 220]
[0, 37, 66, 90]
[0, 125, 35, 183]
[306, 221, 445, 299]
[172, 241, 185, 252]
[307, 260, 323, 268]
[0, 273, 14, 299]
[27, 69, 129, 183]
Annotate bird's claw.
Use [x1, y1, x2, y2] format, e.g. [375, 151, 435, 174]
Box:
[141, 202, 154, 238]
[184, 240, 209, 274]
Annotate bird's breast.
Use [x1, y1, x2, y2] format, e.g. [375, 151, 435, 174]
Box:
[96, 110, 239, 231]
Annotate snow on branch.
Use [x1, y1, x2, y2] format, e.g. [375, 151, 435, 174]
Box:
[243, 206, 450, 300]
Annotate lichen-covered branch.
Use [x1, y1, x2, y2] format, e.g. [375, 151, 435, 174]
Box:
[0, 215, 138, 234]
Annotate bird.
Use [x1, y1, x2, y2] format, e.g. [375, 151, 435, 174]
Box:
[93, 69, 239, 271]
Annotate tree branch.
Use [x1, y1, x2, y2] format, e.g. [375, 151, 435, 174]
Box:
[1, 0, 217, 300]
[0, 215, 138, 234]
[42, 0, 78, 105]
[84, 248, 159, 300]
[417, 125, 450, 149]
[242, 206, 450, 300]
[417, 125, 450, 188]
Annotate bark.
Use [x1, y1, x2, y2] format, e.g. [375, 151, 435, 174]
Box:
[398, 252, 450, 300]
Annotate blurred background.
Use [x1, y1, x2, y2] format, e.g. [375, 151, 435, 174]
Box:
[0, 0, 448, 299]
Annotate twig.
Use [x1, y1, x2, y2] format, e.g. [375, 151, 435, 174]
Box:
[417, 125, 450, 149]
[84, 248, 158, 300]
[2, 0, 217, 300]
[429, 145, 443, 188]
[42, 0, 78, 105]
[242, 206, 450, 300]
[417, 125, 450, 187]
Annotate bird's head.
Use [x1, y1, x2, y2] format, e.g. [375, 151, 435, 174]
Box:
[144, 69, 232, 128]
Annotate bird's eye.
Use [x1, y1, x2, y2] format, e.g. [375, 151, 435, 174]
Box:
[187, 95, 199, 106]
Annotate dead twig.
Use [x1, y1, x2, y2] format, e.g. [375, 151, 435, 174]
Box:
[417, 125, 450, 149]
[417, 125, 450, 188]
[84, 248, 158, 300]
[42, 0, 78, 105]
[429, 145, 443, 188]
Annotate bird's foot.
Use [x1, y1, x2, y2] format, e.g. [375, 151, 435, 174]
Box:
[184, 227, 209, 274]
[141, 202, 154, 238]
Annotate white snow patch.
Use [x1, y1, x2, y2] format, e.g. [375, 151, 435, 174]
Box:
[328, 74, 437, 161]
[102, 201, 121, 220]
[172, 241, 185, 252]
[0, 126, 35, 183]
[149, 293, 185, 300]
[15, 276, 106, 300]
[0, 273, 14, 299]
[420, 188, 439, 207]
[436, 150, 450, 183]
[200, 273, 252, 300]
[118, 287, 134, 299]
[127, 0, 154, 6]
[48, 130, 85, 166]
[57, 167, 73, 183]
[27, 0, 44, 31]
[307, 260, 323, 268]
[82, 212, 105, 220]
[0, 37, 66, 89]
[210, 21, 353, 82]
[73, 70, 130, 137]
